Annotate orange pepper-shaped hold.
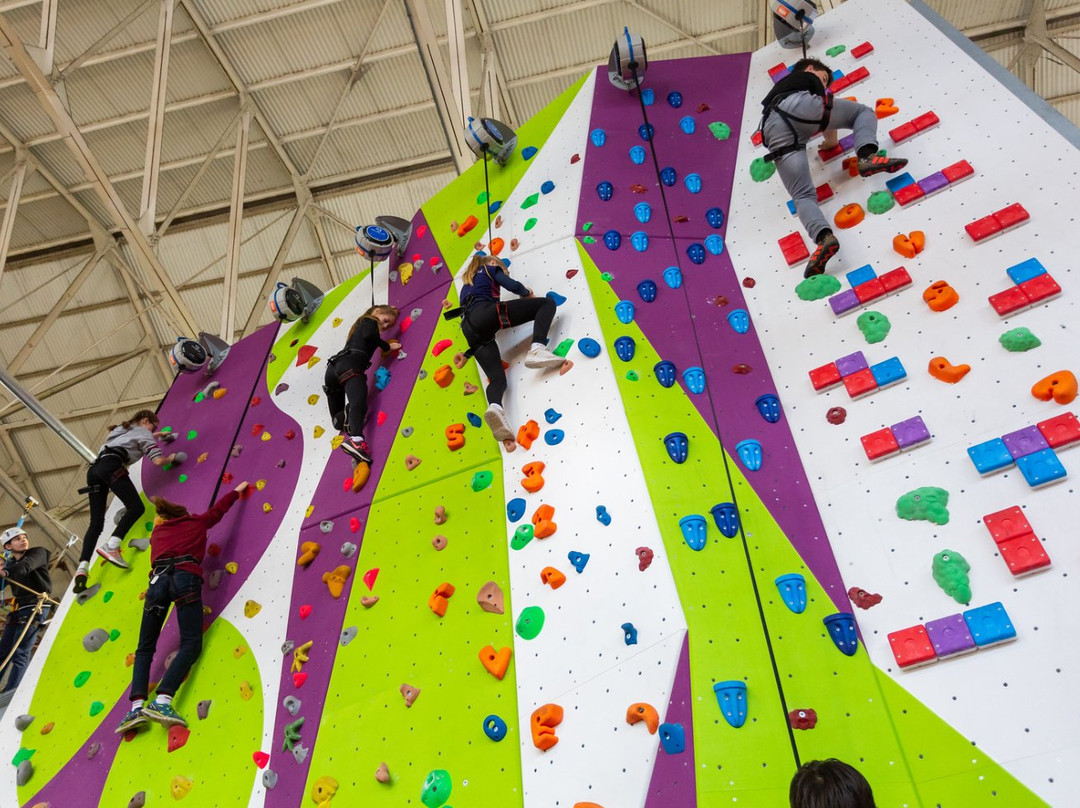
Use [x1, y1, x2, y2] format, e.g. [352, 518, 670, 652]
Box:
[893, 230, 926, 259]
[928, 356, 970, 384]
[922, 280, 958, 311]
[517, 419, 540, 450]
[875, 97, 899, 118]
[540, 566, 566, 589]
[445, 423, 465, 451]
[457, 215, 478, 236]
[626, 702, 659, 734]
[489, 237, 505, 255]
[433, 365, 455, 388]
[532, 504, 557, 539]
[478, 644, 512, 680]
[1031, 370, 1078, 405]
[833, 203, 864, 229]
[531, 703, 564, 751]
[521, 461, 545, 493]
[428, 582, 456, 617]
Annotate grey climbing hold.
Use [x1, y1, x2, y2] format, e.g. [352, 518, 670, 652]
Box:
[262, 770, 278, 790]
[340, 542, 357, 558]
[281, 640, 295, 655]
[410, 308, 422, 320]
[83, 629, 110, 653]
[319, 521, 334, 534]
[388, 270, 399, 282]
[276, 459, 287, 468]
[291, 743, 309, 764]
[14, 714, 34, 731]
[113, 508, 127, 526]
[128, 791, 146, 808]
[129, 538, 150, 551]
[16, 759, 33, 786]
[87, 742, 102, 760]
[231, 444, 243, 458]
[275, 383, 289, 395]
[340, 626, 358, 646]
[401, 427, 414, 438]
[197, 700, 211, 720]
[163, 650, 178, 670]
[417, 369, 427, 380]
[76, 583, 102, 605]
[207, 569, 224, 590]
[283, 695, 301, 716]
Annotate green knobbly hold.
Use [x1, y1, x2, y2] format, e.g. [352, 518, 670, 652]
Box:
[581, 221, 593, 232]
[510, 524, 533, 550]
[750, 157, 776, 182]
[103, 591, 114, 603]
[471, 471, 493, 492]
[282, 716, 305, 751]
[524, 218, 538, 231]
[521, 193, 539, 209]
[600, 272, 614, 282]
[89, 701, 105, 717]
[178, 474, 188, 484]
[932, 549, 972, 605]
[582, 236, 596, 244]
[708, 122, 731, 141]
[186, 430, 197, 440]
[826, 45, 847, 57]
[999, 327, 1041, 352]
[867, 190, 894, 214]
[553, 339, 574, 357]
[109, 629, 120, 641]
[515, 605, 545, 640]
[421, 769, 452, 808]
[796, 274, 841, 301]
[856, 311, 891, 344]
[896, 486, 950, 525]
[626, 370, 639, 381]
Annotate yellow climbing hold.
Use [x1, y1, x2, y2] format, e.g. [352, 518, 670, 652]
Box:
[197, 452, 209, 464]
[225, 562, 238, 574]
[244, 600, 261, 618]
[239, 680, 253, 701]
[255, 479, 267, 490]
[330, 435, 344, 450]
[311, 776, 339, 808]
[202, 605, 212, 616]
[291, 640, 314, 673]
[212, 388, 227, 399]
[171, 775, 193, 799]
[305, 505, 315, 518]
[307, 356, 321, 369]
[262, 503, 274, 513]
[332, 317, 343, 327]
[313, 425, 325, 439]
[307, 394, 320, 405]
[261, 431, 272, 442]
[234, 645, 247, 659]
[400, 262, 414, 285]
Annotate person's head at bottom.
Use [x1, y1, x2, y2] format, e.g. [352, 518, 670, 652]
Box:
[790, 759, 876, 808]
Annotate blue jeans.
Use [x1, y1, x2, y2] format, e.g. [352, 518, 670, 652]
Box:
[130, 569, 203, 700]
[0, 603, 50, 694]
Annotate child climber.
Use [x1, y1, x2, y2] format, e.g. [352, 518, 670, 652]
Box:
[453, 254, 565, 445]
[116, 481, 248, 733]
[75, 409, 179, 593]
[325, 305, 401, 465]
[760, 57, 908, 278]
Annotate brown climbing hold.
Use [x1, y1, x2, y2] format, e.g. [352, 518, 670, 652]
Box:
[404, 454, 422, 471]
[848, 587, 883, 609]
[521, 461, 545, 493]
[431, 534, 448, 551]
[478, 645, 512, 680]
[530, 703, 564, 751]
[1031, 370, 1078, 405]
[928, 356, 970, 384]
[517, 419, 540, 450]
[361, 596, 379, 608]
[532, 504, 557, 539]
[428, 582, 456, 617]
[733, 363, 751, 374]
[125, 653, 135, 667]
[400, 683, 420, 707]
[297, 542, 321, 567]
[87, 742, 102, 760]
[742, 277, 756, 288]
[322, 565, 353, 598]
[167, 724, 190, 753]
[40, 722, 54, 735]
[433, 365, 455, 388]
[477, 581, 505, 614]
[636, 547, 654, 571]
[463, 381, 478, 395]
[789, 708, 818, 730]
[375, 762, 390, 783]
[128, 791, 147, 808]
[714, 295, 729, 306]
[540, 567, 566, 589]
[445, 423, 466, 451]
[630, 183, 648, 194]
[673, 215, 689, 223]
[433, 505, 447, 525]
[626, 702, 659, 734]
[826, 407, 847, 425]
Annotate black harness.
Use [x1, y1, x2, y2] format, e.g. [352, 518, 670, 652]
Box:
[150, 554, 199, 583]
[443, 296, 511, 361]
[758, 89, 834, 163]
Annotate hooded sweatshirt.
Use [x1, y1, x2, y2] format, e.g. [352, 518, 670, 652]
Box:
[149, 490, 240, 579]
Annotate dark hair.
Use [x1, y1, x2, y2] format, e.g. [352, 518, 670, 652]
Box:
[151, 496, 189, 521]
[790, 759, 876, 808]
[110, 409, 159, 432]
[791, 57, 833, 86]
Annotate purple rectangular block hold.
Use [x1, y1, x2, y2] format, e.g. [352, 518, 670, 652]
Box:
[919, 171, 949, 196]
[835, 351, 868, 377]
[839, 133, 856, 151]
[829, 289, 861, 316]
[892, 415, 931, 450]
[1002, 425, 1050, 459]
[925, 613, 977, 658]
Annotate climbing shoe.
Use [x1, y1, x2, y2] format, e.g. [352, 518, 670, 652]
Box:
[341, 436, 372, 465]
[524, 346, 565, 369]
[484, 404, 514, 442]
[96, 546, 131, 570]
[857, 154, 908, 177]
[73, 571, 88, 594]
[804, 233, 839, 278]
[115, 707, 148, 734]
[143, 700, 187, 728]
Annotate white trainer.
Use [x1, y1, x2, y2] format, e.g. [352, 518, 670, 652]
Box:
[524, 346, 565, 369]
[483, 404, 514, 442]
[96, 545, 131, 570]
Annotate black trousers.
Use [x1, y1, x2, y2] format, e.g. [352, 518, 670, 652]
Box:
[130, 569, 202, 700]
[324, 360, 369, 438]
[80, 455, 145, 565]
[462, 297, 556, 406]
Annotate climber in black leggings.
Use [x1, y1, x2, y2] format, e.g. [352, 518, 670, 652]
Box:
[453, 253, 566, 446]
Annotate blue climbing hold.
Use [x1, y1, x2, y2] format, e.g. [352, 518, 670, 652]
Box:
[489, 200, 503, 214]
[596, 181, 613, 202]
[678, 514, 707, 551]
[374, 366, 391, 391]
[638, 123, 654, 141]
[540, 180, 555, 194]
[544, 429, 564, 445]
[755, 394, 781, 424]
[521, 146, 538, 160]
[684, 173, 702, 193]
[667, 91, 683, 108]
[603, 230, 621, 250]
[631, 231, 649, 252]
[568, 551, 589, 573]
[634, 202, 652, 224]
[546, 291, 567, 306]
[577, 338, 601, 358]
[590, 129, 607, 147]
[682, 366, 706, 394]
[596, 505, 611, 526]
[483, 714, 508, 742]
[775, 574, 807, 614]
[823, 613, 859, 656]
[544, 408, 562, 424]
[614, 336, 636, 361]
[704, 234, 724, 255]
[506, 498, 526, 523]
[727, 308, 749, 334]
[735, 439, 762, 471]
[615, 300, 635, 324]
[637, 279, 658, 302]
[654, 360, 677, 388]
[709, 502, 739, 538]
[679, 116, 696, 135]
[658, 723, 685, 755]
[629, 145, 646, 165]
[502, 258, 512, 269]
[621, 622, 638, 645]
[664, 432, 689, 463]
[467, 412, 482, 428]
[713, 681, 748, 729]
[706, 206, 724, 228]
[660, 167, 677, 186]
[641, 88, 654, 105]
[686, 243, 706, 264]
[662, 266, 682, 289]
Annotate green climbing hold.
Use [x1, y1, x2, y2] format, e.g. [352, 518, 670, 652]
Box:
[582, 221, 593, 232]
[795, 274, 841, 301]
[626, 370, 639, 381]
[178, 474, 188, 484]
[553, 339, 574, 358]
[521, 193, 539, 209]
[999, 327, 1041, 352]
[12, 748, 34, 766]
[103, 591, 114, 603]
[510, 524, 534, 551]
[750, 157, 776, 182]
[471, 471, 493, 492]
[160, 426, 172, 434]
[856, 311, 891, 344]
[524, 218, 538, 231]
[193, 393, 205, 403]
[144, 521, 153, 531]
[74, 671, 91, 688]
[708, 122, 731, 141]
[932, 550, 972, 605]
[421, 769, 452, 808]
[582, 236, 596, 244]
[867, 190, 894, 214]
[826, 45, 847, 57]
[186, 430, 197, 440]
[89, 701, 105, 717]
[476, 191, 488, 204]
[109, 629, 120, 641]
[600, 272, 614, 282]
[515, 605, 546, 640]
[896, 486, 950, 525]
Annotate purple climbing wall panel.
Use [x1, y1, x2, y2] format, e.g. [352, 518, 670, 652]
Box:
[645, 633, 696, 807]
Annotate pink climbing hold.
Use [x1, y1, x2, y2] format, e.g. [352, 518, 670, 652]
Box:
[376, 411, 387, 426]
[432, 339, 453, 356]
[342, 476, 352, 492]
[253, 751, 270, 768]
[416, 224, 427, 238]
[293, 672, 307, 688]
[296, 345, 317, 366]
[299, 604, 312, 619]
[350, 518, 361, 533]
[399, 316, 413, 333]
[363, 568, 379, 590]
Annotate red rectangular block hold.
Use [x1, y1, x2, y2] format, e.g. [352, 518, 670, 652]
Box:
[965, 215, 1002, 242]
[1019, 273, 1061, 305]
[888, 625, 937, 669]
[846, 66, 870, 85]
[854, 278, 887, 304]
[893, 184, 925, 207]
[818, 143, 845, 163]
[942, 159, 974, 183]
[1037, 412, 1080, 449]
[816, 183, 834, 203]
[768, 62, 788, 78]
[879, 266, 913, 293]
[982, 505, 1032, 544]
[888, 122, 917, 145]
[751, 130, 763, 147]
[988, 286, 1029, 317]
[830, 75, 851, 93]
[809, 362, 843, 392]
[861, 427, 900, 461]
[778, 232, 810, 266]
[843, 367, 879, 399]
[997, 533, 1052, 576]
[911, 111, 940, 131]
[852, 41, 874, 58]
[994, 203, 1030, 230]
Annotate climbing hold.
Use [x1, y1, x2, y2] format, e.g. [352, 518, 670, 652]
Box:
[433, 505, 447, 525]
[15, 760, 32, 786]
[683, 172, 702, 194]
[590, 129, 606, 147]
[483, 714, 508, 742]
[530, 703, 563, 751]
[735, 439, 763, 471]
[823, 613, 859, 656]
[14, 714, 34, 731]
[363, 567, 379, 590]
[170, 775, 194, 799]
[750, 157, 776, 182]
[510, 523, 534, 550]
[479, 645, 513, 679]
[568, 551, 589, 573]
[626, 703, 660, 735]
[517, 419, 540, 450]
[633, 202, 652, 224]
[621, 622, 638, 645]
[713, 681, 748, 728]
[679, 514, 707, 551]
[428, 582, 456, 618]
[547, 290, 567, 306]
[322, 565, 353, 598]
[635, 279, 657, 303]
[682, 366, 706, 394]
[654, 360, 677, 388]
[532, 503, 557, 538]
[775, 574, 808, 614]
[310, 776, 338, 807]
[709, 502, 739, 538]
[590, 506, 610, 528]
[704, 234, 724, 255]
[661, 266, 683, 289]
[933, 550, 972, 604]
[543, 429, 564, 446]
[615, 300, 635, 324]
[603, 229, 621, 250]
[577, 338, 601, 358]
[477, 581, 505, 614]
[857, 311, 891, 344]
[341, 540, 358, 557]
[848, 587, 882, 609]
[128, 791, 147, 808]
[867, 190, 894, 214]
[789, 708, 818, 730]
[521, 461, 545, 492]
[540, 567, 566, 590]
[923, 280, 959, 312]
[471, 469, 493, 492]
[82, 628, 109, 652]
[225, 561, 239, 574]
[755, 394, 781, 423]
[433, 365, 455, 388]
[636, 546, 653, 571]
[927, 356, 970, 384]
[833, 203, 864, 230]
[375, 762, 390, 783]
[318, 520, 334, 535]
[400, 683, 420, 707]
[628, 145, 646, 165]
[894, 230, 926, 258]
[522, 145, 538, 160]
[404, 454, 422, 470]
[1032, 370, 1078, 404]
[896, 486, 950, 525]
[686, 243, 706, 264]
[660, 166, 677, 186]
[999, 327, 1041, 352]
[167, 724, 190, 753]
[638, 122, 655, 141]
[87, 742, 102, 760]
[74, 670, 91, 687]
[796, 274, 841, 300]
[727, 308, 749, 334]
[664, 432, 689, 464]
[658, 723, 686, 754]
[432, 338, 453, 356]
[826, 406, 847, 425]
[360, 596, 378, 608]
[507, 497, 526, 522]
[431, 534, 447, 551]
[679, 116, 696, 135]
[282, 695, 301, 717]
[516, 605, 546, 640]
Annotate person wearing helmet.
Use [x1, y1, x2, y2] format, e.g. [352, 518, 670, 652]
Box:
[325, 306, 401, 465]
[0, 526, 52, 696]
[790, 758, 877, 808]
[759, 58, 908, 278]
[74, 410, 179, 593]
[116, 480, 248, 734]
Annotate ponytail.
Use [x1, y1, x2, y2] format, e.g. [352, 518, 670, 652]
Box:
[109, 409, 159, 432]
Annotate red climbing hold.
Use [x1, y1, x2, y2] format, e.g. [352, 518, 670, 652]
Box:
[733, 363, 751, 375]
[630, 184, 648, 194]
[570, 153, 580, 164]
[350, 518, 361, 533]
[296, 345, 317, 366]
[207, 544, 221, 557]
[251, 396, 261, 406]
[222, 472, 234, 485]
[416, 224, 427, 238]
[363, 568, 379, 590]
[251, 424, 264, 437]
[253, 751, 270, 769]
[826, 407, 847, 425]
[566, 269, 578, 279]
[848, 587, 882, 609]
[299, 604, 312, 620]
[293, 672, 308, 688]
[167, 724, 191, 753]
[400, 315, 413, 332]
[742, 277, 756, 288]
[636, 547, 654, 571]
[284, 429, 296, 440]
[376, 411, 387, 426]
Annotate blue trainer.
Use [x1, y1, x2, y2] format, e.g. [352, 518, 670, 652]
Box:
[115, 707, 147, 734]
[143, 700, 187, 728]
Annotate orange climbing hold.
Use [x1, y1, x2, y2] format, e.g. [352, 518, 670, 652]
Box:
[404, 454, 422, 471]
[322, 565, 353, 598]
[531, 703, 564, 751]
[922, 280, 958, 312]
[428, 582, 456, 617]
[521, 462, 545, 493]
[351, 462, 370, 493]
[457, 215, 478, 236]
[433, 365, 455, 388]
[446, 423, 466, 451]
[478, 644, 512, 680]
[517, 419, 540, 450]
[893, 230, 925, 258]
[875, 97, 899, 118]
[297, 542, 321, 567]
[540, 567, 566, 589]
[532, 504, 557, 539]
[833, 203, 864, 229]
[1031, 370, 1078, 405]
[626, 702, 660, 734]
[928, 356, 971, 384]
[574, 804, 605, 808]
[489, 237, 505, 255]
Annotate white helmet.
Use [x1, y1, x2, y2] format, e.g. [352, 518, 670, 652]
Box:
[2, 526, 27, 547]
[170, 337, 208, 373]
[269, 282, 305, 322]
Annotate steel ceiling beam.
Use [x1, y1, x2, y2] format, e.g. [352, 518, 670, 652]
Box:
[446, 0, 472, 136]
[0, 156, 28, 288]
[55, 0, 156, 82]
[241, 203, 308, 337]
[221, 107, 251, 341]
[138, 0, 176, 236]
[467, 0, 519, 126]
[2, 394, 164, 430]
[0, 463, 74, 558]
[109, 252, 174, 384]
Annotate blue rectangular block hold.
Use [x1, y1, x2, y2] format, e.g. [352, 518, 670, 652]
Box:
[845, 264, 878, 288]
[885, 172, 916, 193]
[1006, 257, 1047, 285]
[1016, 448, 1067, 488]
[967, 438, 1015, 475]
[963, 602, 1017, 647]
[786, 200, 797, 215]
[869, 357, 907, 388]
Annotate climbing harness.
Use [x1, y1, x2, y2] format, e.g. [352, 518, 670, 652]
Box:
[758, 85, 833, 164]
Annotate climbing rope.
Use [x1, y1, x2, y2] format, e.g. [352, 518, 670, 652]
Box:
[0, 577, 58, 672]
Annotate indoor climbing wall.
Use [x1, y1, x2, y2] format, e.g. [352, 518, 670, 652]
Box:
[2, 0, 1075, 805]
